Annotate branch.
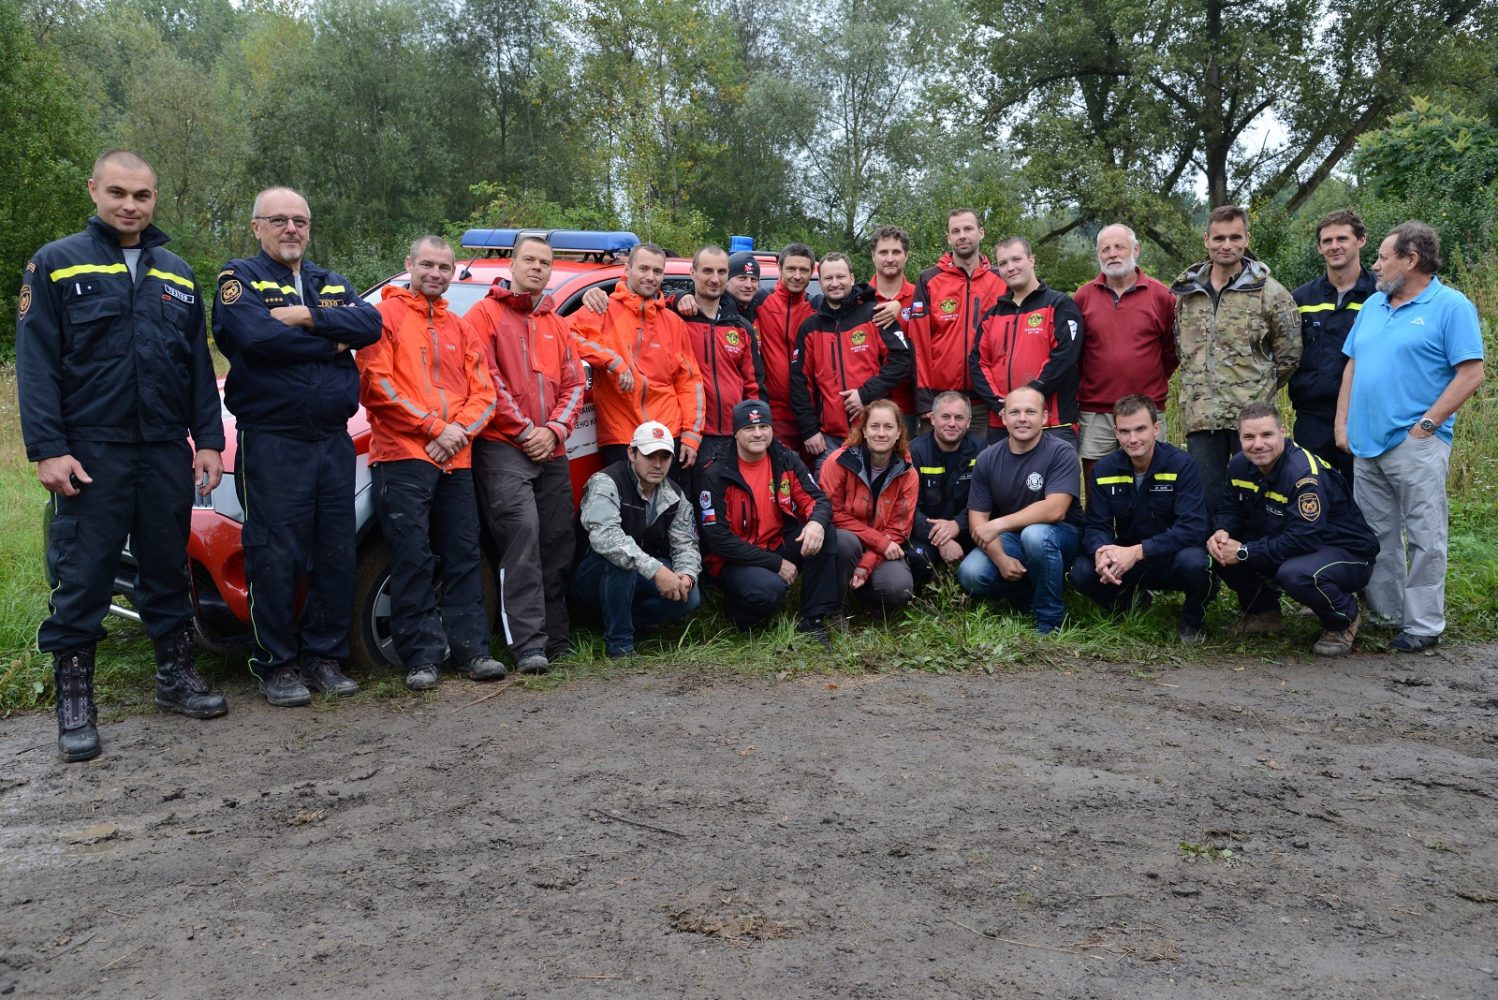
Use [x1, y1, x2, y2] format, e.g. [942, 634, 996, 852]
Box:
[1036, 216, 1086, 245]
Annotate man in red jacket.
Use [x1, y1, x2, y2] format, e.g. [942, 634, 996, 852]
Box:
[869, 225, 918, 434]
[360, 236, 505, 691]
[675, 245, 761, 469]
[907, 208, 1007, 430]
[755, 243, 817, 451]
[464, 234, 586, 675]
[1072, 224, 1178, 475]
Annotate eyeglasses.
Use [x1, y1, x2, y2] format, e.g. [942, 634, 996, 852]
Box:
[253, 215, 311, 229]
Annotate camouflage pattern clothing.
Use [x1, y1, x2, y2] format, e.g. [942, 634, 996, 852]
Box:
[1170, 258, 1300, 434]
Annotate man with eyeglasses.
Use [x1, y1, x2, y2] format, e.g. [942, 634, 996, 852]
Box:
[212, 187, 381, 707]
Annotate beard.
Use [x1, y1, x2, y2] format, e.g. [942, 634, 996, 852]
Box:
[1376, 272, 1406, 297]
[274, 243, 305, 264]
[1101, 257, 1137, 279]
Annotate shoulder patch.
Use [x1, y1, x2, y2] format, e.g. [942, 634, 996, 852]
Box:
[25, 261, 36, 274]
[1298, 492, 1321, 521]
[18, 284, 32, 317]
[218, 268, 235, 279]
[219, 279, 243, 305]
[1295, 476, 1317, 489]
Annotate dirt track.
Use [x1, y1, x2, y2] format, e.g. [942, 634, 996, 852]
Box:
[2, 645, 1496, 999]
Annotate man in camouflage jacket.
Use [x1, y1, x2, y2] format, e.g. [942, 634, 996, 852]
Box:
[1171, 205, 1300, 515]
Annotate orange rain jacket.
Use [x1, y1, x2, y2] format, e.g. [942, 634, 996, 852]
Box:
[358, 285, 496, 470]
[569, 282, 705, 450]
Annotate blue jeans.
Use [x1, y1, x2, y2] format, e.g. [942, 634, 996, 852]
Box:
[571, 552, 702, 654]
[956, 522, 1081, 632]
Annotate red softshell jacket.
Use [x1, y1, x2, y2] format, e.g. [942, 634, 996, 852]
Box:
[906, 254, 1007, 413]
[819, 444, 919, 579]
[788, 285, 913, 440]
[754, 284, 815, 445]
[970, 282, 1085, 432]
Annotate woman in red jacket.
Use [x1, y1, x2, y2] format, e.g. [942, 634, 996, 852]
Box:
[819, 400, 928, 609]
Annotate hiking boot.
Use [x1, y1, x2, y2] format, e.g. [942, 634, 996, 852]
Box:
[300, 656, 359, 696]
[54, 649, 101, 763]
[1390, 631, 1440, 654]
[405, 664, 441, 691]
[797, 618, 833, 650]
[1178, 621, 1207, 646]
[516, 648, 550, 675]
[458, 654, 507, 681]
[153, 628, 229, 719]
[1236, 609, 1284, 636]
[260, 665, 312, 707]
[605, 645, 638, 660]
[1312, 611, 1361, 657]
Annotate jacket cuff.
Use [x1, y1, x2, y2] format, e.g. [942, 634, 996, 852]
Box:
[680, 430, 703, 449]
[27, 439, 70, 463]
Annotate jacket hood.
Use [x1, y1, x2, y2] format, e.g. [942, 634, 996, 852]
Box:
[1171, 255, 1271, 295]
[610, 280, 669, 319]
[485, 282, 557, 316]
[815, 282, 877, 319]
[382, 282, 448, 316]
[936, 251, 994, 278]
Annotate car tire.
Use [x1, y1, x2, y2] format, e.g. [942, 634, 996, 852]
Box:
[348, 534, 500, 675]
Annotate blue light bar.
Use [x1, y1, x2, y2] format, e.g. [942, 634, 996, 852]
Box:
[459, 228, 641, 255]
[460, 228, 520, 249]
[729, 235, 755, 253]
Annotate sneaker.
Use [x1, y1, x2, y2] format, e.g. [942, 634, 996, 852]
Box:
[260, 665, 312, 707]
[516, 648, 550, 675]
[1178, 621, 1207, 646]
[458, 655, 507, 681]
[300, 657, 359, 696]
[1235, 609, 1284, 636]
[1312, 611, 1361, 657]
[1390, 631, 1440, 654]
[405, 664, 441, 691]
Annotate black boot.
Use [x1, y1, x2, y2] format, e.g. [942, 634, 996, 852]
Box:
[54, 649, 101, 763]
[153, 628, 229, 719]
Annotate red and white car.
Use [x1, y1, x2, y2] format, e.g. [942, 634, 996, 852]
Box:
[110, 229, 788, 671]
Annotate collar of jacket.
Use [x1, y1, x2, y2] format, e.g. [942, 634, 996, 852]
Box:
[1171, 256, 1270, 296]
[1306, 267, 1378, 299]
[998, 279, 1053, 309]
[937, 251, 994, 279]
[381, 282, 448, 317]
[87, 215, 171, 251]
[816, 282, 877, 318]
[835, 443, 911, 485]
[253, 248, 327, 283]
[486, 282, 556, 316]
[610, 281, 667, 319]
[769, 284, 806, 306]
[1086, 266, 1151, 293]
[628, 467, 683, 504]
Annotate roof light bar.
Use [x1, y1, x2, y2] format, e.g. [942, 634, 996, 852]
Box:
[459, 228, 641, 256]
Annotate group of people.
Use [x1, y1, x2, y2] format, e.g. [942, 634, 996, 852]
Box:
[17, 150, 1485, 764]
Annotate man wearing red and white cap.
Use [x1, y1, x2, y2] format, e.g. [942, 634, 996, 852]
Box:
[573, 421, 703, 657]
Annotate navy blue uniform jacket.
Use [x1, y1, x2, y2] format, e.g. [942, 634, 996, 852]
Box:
[1213, 440, 1378, 568]
[909, 431, 982, 542]
[1288, 268, 1377, 420]
[211, 250, 380, 439]
[1082, 440, 1208, 558]
[16, 217, 225, 462]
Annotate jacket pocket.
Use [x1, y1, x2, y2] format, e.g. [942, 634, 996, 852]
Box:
[64, 287, 127, 358]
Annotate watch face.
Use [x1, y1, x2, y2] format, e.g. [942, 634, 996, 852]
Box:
[1420, 418, 1435, 431]
[1236, 546, 1249, 561]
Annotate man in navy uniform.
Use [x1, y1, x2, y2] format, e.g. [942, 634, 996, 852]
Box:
[1209, 401, 1378, 656]
[1070, 394, 1214, 643]
[17, 149, 229, 762]
[213, 187, 381, 706]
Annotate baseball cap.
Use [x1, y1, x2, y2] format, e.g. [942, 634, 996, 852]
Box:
[727, 252, 761, 280]
[630, 421, 675, 455]
[732, 399, 773, 433]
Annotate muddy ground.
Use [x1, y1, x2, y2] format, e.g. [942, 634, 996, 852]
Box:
[2, 644, 1495, 999]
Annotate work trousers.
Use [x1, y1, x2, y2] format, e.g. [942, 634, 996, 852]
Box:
[236, 429, 355, 677]
[714, 528, 848, 630]
[40, 439, 195, 652]
[1355, 433, 1451, 637]
[473, 439, 573, 658]
[1070, 547, 1216, 627]
[372, 460, 488, 668]
[834, 529, 932, 610]
[1186, 429, 1241, 520]
[1216, 546, 1372, 630]
[571, 553, 701, 654]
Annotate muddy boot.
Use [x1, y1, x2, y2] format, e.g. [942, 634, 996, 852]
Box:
[1235, 609, 1284, 636]
[54, 649, 101, 763]
[153, 628, 229, 719]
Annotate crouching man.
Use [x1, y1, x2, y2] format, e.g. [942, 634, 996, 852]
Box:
[1070, 395, 1215, 643]
[1209, 402, 1378, 655]
[573, 421, 703, 658]
[699, 399, 841, 647]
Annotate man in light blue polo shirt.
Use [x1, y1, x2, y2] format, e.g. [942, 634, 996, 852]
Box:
[1335, 221, 1485, 653]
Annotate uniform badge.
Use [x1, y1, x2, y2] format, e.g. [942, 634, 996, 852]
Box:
[1025, 472, 1044, 492]
[851, 330, 867, 346]
[17, 284, 30, 317]
[778, 474, 792, 496]
[1027, 313, 1044, 328]
[699, 490, 713, 510]
[725, 329, 740, 346]
[220, 279, 243, 305]
[25, 262, 36, 273]
[1295, 476, 1317, 489]
[900, 307, 911, 323]
[1298, 493, 1321, 521]
[939, 298, 958, 315]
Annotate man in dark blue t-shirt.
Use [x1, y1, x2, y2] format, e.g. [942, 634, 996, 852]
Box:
[956, 386, 1084, 633]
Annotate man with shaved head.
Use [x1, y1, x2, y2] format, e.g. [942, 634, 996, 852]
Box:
[17, 149, 229, 761]
[212, 186, 381, 707]
[1071, 223, 1177, 476]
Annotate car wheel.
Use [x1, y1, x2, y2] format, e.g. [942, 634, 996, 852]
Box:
[349, 534, 501, 675]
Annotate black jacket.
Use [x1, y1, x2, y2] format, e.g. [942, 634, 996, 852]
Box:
[211, 250, 380, 439]
[698, 440, 831, 574]
[908, 430, 982, 545]
[1213, 439, 1378, 566]
[1081, 440, 1208, 558]
[17, 216, 225, 461]
[1288, 268, 1377, 420]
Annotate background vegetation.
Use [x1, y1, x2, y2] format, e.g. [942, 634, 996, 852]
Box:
[1, 0, 1496, 713]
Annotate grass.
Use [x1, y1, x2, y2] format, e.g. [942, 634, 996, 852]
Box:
[3, 310, 1498, 717]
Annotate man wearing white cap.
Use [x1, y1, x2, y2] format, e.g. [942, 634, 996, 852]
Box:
[573, 421, 703, 657]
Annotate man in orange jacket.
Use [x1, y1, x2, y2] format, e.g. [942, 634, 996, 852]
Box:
[572, 242, 705, 475]
[358, 236, 505, 690]
[464, 234, 586, 675]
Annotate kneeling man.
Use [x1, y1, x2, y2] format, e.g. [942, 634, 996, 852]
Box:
[1070, 394, 1214, 643]
[573, 421, 703, 658]
[1209, 402, 1378, 655]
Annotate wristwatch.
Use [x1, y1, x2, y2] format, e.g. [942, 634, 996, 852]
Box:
[1418, 417, 1436, 433]
[1235, 544, 1249, 563]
